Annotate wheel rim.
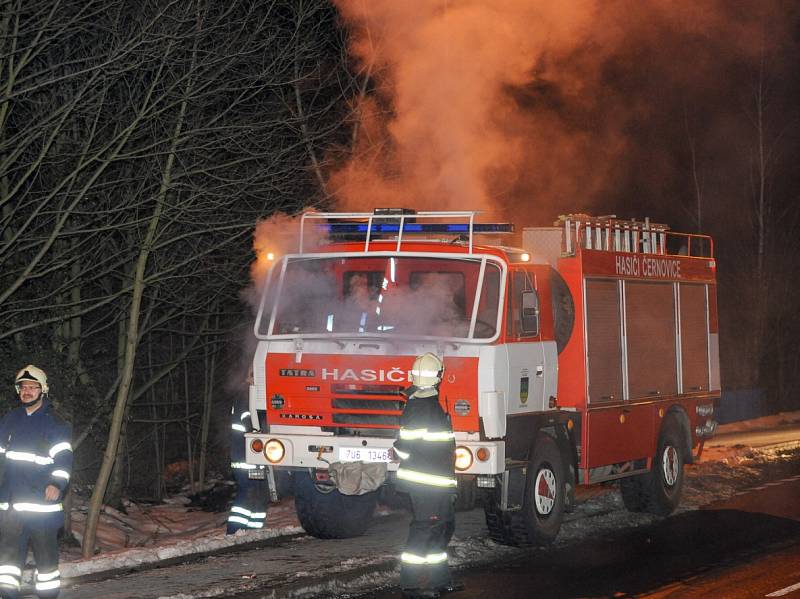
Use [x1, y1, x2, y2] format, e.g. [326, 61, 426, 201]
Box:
[534, 468, 557, 515]
[661, 445, 679, 487]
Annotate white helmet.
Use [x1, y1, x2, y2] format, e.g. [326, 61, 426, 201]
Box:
[15, 365, 49, 395]
[410, 353, 444, 389]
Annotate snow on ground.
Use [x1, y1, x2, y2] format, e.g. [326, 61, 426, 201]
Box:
[57, 412, 800, 584]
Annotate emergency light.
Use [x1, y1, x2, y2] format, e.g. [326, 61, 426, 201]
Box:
[319, 222, 514, 235]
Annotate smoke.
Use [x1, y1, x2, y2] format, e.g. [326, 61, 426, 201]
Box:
[244, 212, 333, 310]
[261, 256, 498, 339]
[330, 0, 794, 226]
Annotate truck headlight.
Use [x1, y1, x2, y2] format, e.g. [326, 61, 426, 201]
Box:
[454, 446, 473, 471]
[264, 439, 285, 464]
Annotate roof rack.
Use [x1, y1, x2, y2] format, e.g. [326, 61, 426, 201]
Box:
[557, 214, 713, 258]
[299, 210, 513, 254]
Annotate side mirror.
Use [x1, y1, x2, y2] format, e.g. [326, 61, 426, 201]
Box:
[521, 291, 540, 336]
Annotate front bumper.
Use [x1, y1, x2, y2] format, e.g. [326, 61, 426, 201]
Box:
[244, 431, 505, 475]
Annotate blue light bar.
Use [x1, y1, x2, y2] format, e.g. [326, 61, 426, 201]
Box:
[320, 222, 514, 235]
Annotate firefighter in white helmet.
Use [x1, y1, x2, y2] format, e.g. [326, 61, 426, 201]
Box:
[394, 353, 460, 599]
[0, 366, 72, 599]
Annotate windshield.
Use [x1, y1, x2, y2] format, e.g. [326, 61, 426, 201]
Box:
[257, 254, 503, 340]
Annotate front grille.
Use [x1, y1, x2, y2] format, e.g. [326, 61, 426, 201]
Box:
[332, 398, 404, 411]
[331, 384, 404, 395]
[329, 383, 406, 431]
[332, 413, 400, 426]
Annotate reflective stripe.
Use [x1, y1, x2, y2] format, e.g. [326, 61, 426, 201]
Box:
[49, 442, 72, 458]
[0, 575, 19, 588]
[399, 428, 455, 442]
[52, 469, 70, 480]
[0, 503, 8, 511]
[36, 580, 61, 591]
[227, 515, 249, 525]
[231, 423, 246, 432]
[6, 450, 53, 465]
[394, 448, 410, 460]
[0, 446, 5, 454]
[36, 569, 60, 582]
[240, 412, 251, 421]
[401, 551, 448, 565]
[0, 566, 21, 576]
[397, 468, 457, 488]
[231, 462, 258, 470]
[410, 369, 440, 377]
[230, 506, 252, 516]
[12, 502, 63, 513]
[245, 521, 264, 529]
[249, 512, 267, 519]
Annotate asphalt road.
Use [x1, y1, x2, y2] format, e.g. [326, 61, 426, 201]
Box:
[366, 475, 800, 599]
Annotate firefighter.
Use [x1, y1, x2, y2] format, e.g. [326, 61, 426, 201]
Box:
[394, 353, 461, 599]
[226, 394, 269, 534]
[0, 366, 72, 599]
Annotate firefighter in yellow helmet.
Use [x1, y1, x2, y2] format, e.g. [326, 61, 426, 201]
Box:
[394, 353, 461, 599]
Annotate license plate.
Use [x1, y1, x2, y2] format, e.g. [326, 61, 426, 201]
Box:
[338, 446, 390, 463]
[248, 468, 266, 480]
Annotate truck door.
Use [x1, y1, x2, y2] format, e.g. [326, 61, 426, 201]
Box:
[505, 269, 546, 413]
[585, 278, 657, 468]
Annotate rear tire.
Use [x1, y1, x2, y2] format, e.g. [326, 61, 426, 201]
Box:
[620, 417, 685, 516]
[293, 471, 377, 538]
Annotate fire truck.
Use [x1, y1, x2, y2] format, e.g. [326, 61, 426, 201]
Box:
[245, 209, 720, 545]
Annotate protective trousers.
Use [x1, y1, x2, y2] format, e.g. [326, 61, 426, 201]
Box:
[226, 470, 269, 534]
[399, 489, 456, 597]
[0, 510, 61, 599]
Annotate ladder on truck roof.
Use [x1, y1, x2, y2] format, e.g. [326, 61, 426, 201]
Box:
[558, 214, 713, 258]
[298, 209, 513, 254]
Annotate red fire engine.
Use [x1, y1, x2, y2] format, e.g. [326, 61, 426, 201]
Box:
[245, 209, 720, 545]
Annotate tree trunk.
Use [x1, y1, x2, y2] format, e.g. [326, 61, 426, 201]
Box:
[81, 51, 192, 554]
[197, 329, 216, 491]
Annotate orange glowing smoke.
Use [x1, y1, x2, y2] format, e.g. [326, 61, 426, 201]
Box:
[250, 214, 301, 290]
[330, 0, 787, 223]
[249, 212, 332, 292]
[330, 0, 598, 217]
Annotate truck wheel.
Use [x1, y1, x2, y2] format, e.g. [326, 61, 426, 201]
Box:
[620, 417, 685, 516]
[293, 471, 377, 538]
[378, 483, 411, 512]
[483, 486, 528, 546]
[620, 474, 647, 512]
[454, 476, 478, 511]
[521, 434, 566, 545]
[483, 434, 566, 547]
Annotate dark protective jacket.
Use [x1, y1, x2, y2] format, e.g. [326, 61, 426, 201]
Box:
[230, 395, 252, 467]
[394, 389, 456, 492]
[0, 400, 73, 519]
[228, 396, 268, 533]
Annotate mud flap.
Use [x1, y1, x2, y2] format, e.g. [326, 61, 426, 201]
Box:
[501, 465, 527, 511]
[266, 466, 279, 503]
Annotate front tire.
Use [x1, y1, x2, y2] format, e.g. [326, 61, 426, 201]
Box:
[455, 476, 478, 511]
[293, 471, 377, 538]
[522, 434, 567, 545]
[483, 433, 566, 547]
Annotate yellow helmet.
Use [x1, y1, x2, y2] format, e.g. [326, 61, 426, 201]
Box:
[410, 353, 444, 389]
[15, 365, 49, 395]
